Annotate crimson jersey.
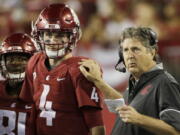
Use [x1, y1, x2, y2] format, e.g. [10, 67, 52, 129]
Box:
[20, 52, 104, 135]
[0, 81, 36, 135]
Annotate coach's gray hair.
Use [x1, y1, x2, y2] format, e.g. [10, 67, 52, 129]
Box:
[119, 27, 161, 63]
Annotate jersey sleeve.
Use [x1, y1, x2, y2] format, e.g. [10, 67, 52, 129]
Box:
[76, 73, 103, 108]
[69, 60, 103, 109]
[82, 107, 104, 129]
[19, 56, 36, 103]
[158, 77, 180, 131]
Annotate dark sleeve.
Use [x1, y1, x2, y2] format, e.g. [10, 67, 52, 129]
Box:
[158, 78, 180, 131]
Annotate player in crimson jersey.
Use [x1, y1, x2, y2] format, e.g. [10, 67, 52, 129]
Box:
[20, 3, 105, 135]
[0, 33, 37, 135]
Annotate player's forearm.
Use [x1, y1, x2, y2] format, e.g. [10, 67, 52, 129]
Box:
[94, 79, 122, 99]
[137, 114, 180, 135]
[90, 126, 105, 135]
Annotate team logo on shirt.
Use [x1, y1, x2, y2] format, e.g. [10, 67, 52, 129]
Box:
[25, 105, 32, 109]
[46, 75, 50, 81]
[10, 102, 16, 108]
[57, 77, 65, 82]
[140, 84, 152, 95]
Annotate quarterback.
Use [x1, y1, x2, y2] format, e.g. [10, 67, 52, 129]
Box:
[20, 3, 105, 135]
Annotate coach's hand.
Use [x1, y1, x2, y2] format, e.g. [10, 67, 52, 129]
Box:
[116, 105, 142, 124]
[79, 59, 102, 83]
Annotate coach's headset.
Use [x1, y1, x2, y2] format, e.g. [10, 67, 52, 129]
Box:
[115, 28, 158, 72]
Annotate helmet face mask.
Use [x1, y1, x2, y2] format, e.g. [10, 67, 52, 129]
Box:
[0, 33, 36, 84]
[4, 53, 30, 73]
[1, 53, 30, 84]
[32, 3, 81, 59]
[39, 30, 74, 58]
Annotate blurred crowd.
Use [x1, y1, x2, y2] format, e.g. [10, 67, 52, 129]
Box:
[0, 0, 180, 92]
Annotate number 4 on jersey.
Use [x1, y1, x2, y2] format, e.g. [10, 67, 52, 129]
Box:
[39, 84, 56, 126]
[91, 87, 99, 102]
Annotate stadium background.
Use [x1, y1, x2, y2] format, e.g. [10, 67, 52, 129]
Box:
[0, 0, 179, 134]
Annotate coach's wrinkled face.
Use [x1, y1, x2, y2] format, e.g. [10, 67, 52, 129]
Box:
[121, 38, 156, 79]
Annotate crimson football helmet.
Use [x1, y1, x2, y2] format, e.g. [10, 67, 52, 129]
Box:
[0, 33, 37, 83]
[32, 3, 81, 58]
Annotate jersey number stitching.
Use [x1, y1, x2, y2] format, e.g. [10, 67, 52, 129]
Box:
[39, 84, 56, 126]
[0, 110, 26, 135]
[91, 87, 99, 102]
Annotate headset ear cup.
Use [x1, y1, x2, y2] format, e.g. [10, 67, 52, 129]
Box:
[115, 49, 126, 72]
[145, 28, 158, 46]
[149, 30, 157, 46]
[140, 27, 158, 46]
